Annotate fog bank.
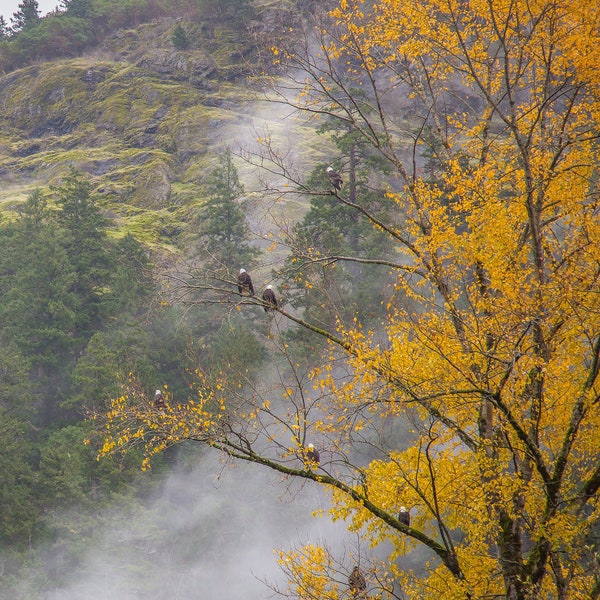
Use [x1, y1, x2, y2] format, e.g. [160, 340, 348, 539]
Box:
[33, 449, 349, 600]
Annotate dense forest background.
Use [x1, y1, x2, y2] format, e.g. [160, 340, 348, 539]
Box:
[0, 0, 392, 597]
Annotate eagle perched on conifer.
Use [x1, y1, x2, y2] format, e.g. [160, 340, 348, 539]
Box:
[326, 166, 343, 192]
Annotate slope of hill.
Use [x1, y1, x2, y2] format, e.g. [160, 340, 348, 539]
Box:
[0, 14, 298, 253]
[0, 6, 339, 596]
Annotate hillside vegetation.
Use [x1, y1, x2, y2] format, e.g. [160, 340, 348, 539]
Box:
[0, 7, 286, 247]
[0, 2, 328, 596]
[3, 0, 600, 599]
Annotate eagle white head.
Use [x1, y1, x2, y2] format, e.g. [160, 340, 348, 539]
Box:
[308, 443, 314, 449]
[155, 390, 162, 396]
[326, 166, 334, 173]
[266, 284, 273, 290]
[400, 506, 407, 512]
[239, 268, 246, 274]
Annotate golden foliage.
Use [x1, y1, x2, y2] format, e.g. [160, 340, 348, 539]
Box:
[96, 373, 225, 469]
[97, 0, 600, 597]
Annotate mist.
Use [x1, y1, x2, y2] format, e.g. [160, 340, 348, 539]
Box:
[12, 448, 350, 600]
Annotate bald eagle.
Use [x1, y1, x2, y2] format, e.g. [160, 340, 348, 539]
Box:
[326, 166, 343, 192]
[154, 389, 166, 409]
[349, 566, 367, 598]
[305, 443, 320, 465]
[399, 506, 410, 527]
[262, 285, 278, 311]
[237, 268, 255, 296]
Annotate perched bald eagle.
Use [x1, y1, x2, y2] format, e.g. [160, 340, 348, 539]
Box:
[326, 166, 343, 192]
[305, 443, 320, 465]
[349, 566, 367, 598]
[262, 285, 278, 311]
[154, 389, 166, 409]
[399, 506, 410, 527]
[237, 268, 255, 296]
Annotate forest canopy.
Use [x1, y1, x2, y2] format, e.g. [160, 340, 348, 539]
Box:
[0, 0, 258, 72]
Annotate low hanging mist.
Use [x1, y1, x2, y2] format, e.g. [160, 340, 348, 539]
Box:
[20, 449, 348, 600]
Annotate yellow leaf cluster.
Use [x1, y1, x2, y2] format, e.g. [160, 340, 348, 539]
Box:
[96, 374, 227, 469]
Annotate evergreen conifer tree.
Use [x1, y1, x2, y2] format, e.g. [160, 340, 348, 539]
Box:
[199, 149, 259, 269]
[108, 232, 153, 317]
[0, 16, 9, 39]
[0, 412, 38, 545]
[11, 0, 40, 33]
[171, 24, 190, 50]
[67, 333, 119, 412]
[281, 119, 395, 334]
[53, 168, 113, 338]
[0, 190, 79, 424]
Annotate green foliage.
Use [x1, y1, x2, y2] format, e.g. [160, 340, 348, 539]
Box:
[0, 341, 36, 421]
[0, 0, 175, 71]
[38, 426, 93, 506]
[0, 16, 8, 39]
[199, 149, 259, 269]
[0, 173, 162, 427]
[67, 333, 120, 411]
[276, 123, 399, 360]
[90, 0, 162, 34]
[195, 0, 257, 25]
[171, 23, 190, 50]
[53, 168, 113, 338]
[10, 0, 40, 34]
[0, 2, 317, 592]
[0, 190, 79, 380]
[0, 172, 175, 572]
[0, 411, 39, 546]
[102, 306, 199, 404]
[108, 233, 154, 317]
[60, 0, 94, 19]
[11, 15, 94, 63]
[0, 4, 294, 594]
[0, 0, 271, 74]
[203, 319, 266, 376]
[37, 423, 150, 510]
[281, 143, 395, 335]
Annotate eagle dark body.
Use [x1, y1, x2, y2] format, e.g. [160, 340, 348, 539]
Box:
[326, 166, 343, 191]
[262, 285, 278, 311]
[154, 389, 165, 409]
[305, 444, 320, 464]
[349, 566, 367, 598]
[399, 507, 410, 527]
[237, 269, 254, 296]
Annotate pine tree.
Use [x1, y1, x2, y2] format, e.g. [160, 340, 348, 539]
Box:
[171, 24, 190, 50]
[67, 333, 120, 412]
[10, 0, 40, 33]
[281, 119, 395, 334]
[0, 190, 79, 424]
[0, 16, 9, 39]
[0, 411, 38, 545]
[0, 341, 35, 421]
[53, 168, 113, 339]
[108, 233, 153, 317]
[199, 149, 259, 269]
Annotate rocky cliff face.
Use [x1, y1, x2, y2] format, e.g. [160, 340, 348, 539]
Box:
[0, 16, 284, 252]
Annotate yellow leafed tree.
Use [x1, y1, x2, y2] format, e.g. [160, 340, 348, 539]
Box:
[97, 0, 600, 598]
